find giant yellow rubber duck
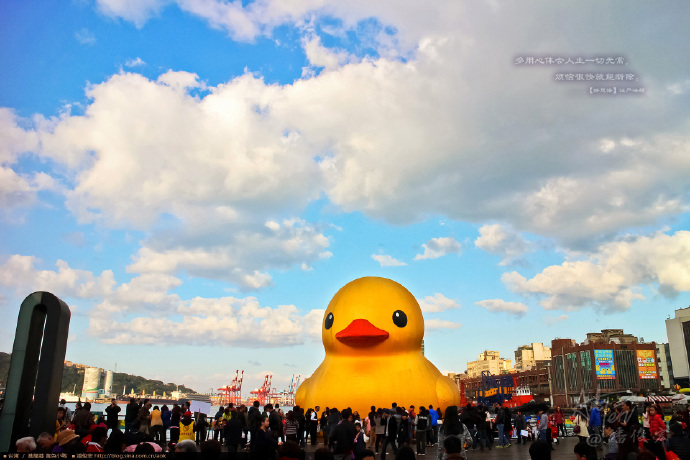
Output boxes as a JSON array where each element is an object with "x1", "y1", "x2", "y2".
[{"x1": 296, "y1": 277, "x2": 461, "y2": 415}]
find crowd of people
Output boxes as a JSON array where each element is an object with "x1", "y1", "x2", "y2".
[{"x1": 9, "y1": 397, "x2": 690, "y2": 459}]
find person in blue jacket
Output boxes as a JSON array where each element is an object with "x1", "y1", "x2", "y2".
[
  {"x1": 588, "y1": 403, "x2": 602, "y2": 451},
  {"x1": 429, "y1": 405, "x2": 440, "y2": 446}
]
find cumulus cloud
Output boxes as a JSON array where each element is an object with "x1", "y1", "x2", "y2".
[
  {"x1": 125, "y1": 57, "x2": 145, "y2": 67},
  {"x1": 503, "y1": 230, "x2": 690, "y2": 312},
  {"x1": 96, "y1": 0, "x2": 168, "y2": 28},
  {"x1": 0, "y1": 255, "x2": 115, "y2": 298},
  {"x1": 0, "y1": 255, "x2": 322, "y2": 347},
  {"x1": 0, "y1": 254, "x2": 325, "y2": 347},
  {"x1": 11, "y1": 1, "x2": 689, "y2": 250},
  {"x1": 93, "y1": 0, "x2": 460, "y2": 54},
  {"x1": 0, "y1": 109, "x2": 54, "y2": 214},
  {"x1": 301, "y1": 34, "x2": 356, "y2": 75},
  {"x1": 4, "y1": 2, "x2": 690, "y2": 294},
  {"x1": 475, "y1": 224, "x2": 531, "y2": 266},
  {"x1": 91, "y1": 294, "x2": 325, "y2": 346},
  {"x1": 35, "y1": 71, "x2": 322, "y2": 227},
  {"x1": 417, "y1": 293, "x2": 460, "y2": 313},
  {"x1": 371, "y1": 254, "x2": 407, "y2": 267},
  {"x1": 128, "y1": 218, "x2": 331, "y2": 289},
  {"x1": 414, "y1": 237, "x2": 462, "y2": 261},
  {"x1": 475, "y1": 299, "x2": 528, "y2": 317}
]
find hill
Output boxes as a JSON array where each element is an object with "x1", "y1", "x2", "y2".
[{"x1": 0, "y1": 352, "x2": 196, "y2": 395}]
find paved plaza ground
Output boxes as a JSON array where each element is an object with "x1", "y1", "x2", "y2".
[
  {"x1": 300, "y1": 436, "x2": 582, "y2": 459},
  {"x1": 223, "y1": 435, "x2": 590, "y2": 459}
]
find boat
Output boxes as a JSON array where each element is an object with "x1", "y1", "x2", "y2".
[
  {"x1": 58, "y1": 392, "x2": 82, "y2": 403},
  {"x1": 504, "y1": 385, "x2": 535, "y2": 408}
]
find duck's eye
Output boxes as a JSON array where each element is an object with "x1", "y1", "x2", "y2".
[
  {"x1": 392, "y1": 310, "x2": 407, "y2": 328},
  {"x1": 325, "y1": 312, "x2": 334, "y2": 329}
]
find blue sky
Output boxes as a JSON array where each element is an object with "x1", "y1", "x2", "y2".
[{"x1": 1, "y1": 0, "x2": 690, "y2": 395}]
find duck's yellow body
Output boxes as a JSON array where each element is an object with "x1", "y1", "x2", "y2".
[{"x1": 296, "y1": 277, "x2": 460, "y2": 415}]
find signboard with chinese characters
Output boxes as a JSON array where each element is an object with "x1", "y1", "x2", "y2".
[
  {"x1": 637, "y1": 350, "x2": 657, "y2": 379},
  {"x1": 594, "y1": 349, "x2": 616, "y2": 379}
]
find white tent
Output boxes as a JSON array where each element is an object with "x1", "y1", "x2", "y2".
[{"x1": 620, "y1": 395, "x2": 646, "y2": 402}]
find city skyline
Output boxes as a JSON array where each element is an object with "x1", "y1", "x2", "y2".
[{"x1": 1, "y1": 1, "x2": 690, "y2": 395}]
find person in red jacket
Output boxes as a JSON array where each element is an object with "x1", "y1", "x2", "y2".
[
  {"x1": 646, "y1": 406, "x2": 667, "y2": 460},
  {"x1": 86, "y1": 426, "x2": 107, "y2": 453},
  {"x1": 555, "y1": 407, "x2": 566, "y2": 438}
]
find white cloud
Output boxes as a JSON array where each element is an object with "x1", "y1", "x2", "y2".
[
  {"x1": 301, "y1": 34, "x2": 356, "y2": 73},
  {"x1": 0, "y1": 109, "x2": 39, "y2": 164},
  {"x1": 0, "y1": 255, "x2": 115, "y2": 299},
  {"x1": 125, "y1": 57, "x2": 145, "y2": 67},
  {"x1": 0, "y1": 256, "x2": 325, "y2": 347},
  {"x1": 0, "y1": 109, "x2": 51, "y2": 214},
  {"x1": 424, "y1": 318, "x2": 462, "y2": 330},
  {"x1": 414, "y1": 237, "x2": 462, "y2": 261},
  {"x1": 7, "y1": 2, "x2": 690, "y2": 255},
  {"x1": 503, "y1": 230, "x2": 690, "y2": 312},
  {"x1": 91, "y1": 292, "x2": 325, "y2": 347},
  {"x1": 128, "y1": 218, "x2": 331, "y2": 289},
  {"x1": 475, "y1": 224, "x2": 531, "y2": 266},
  {"x1": 371, "y1": 254, "x2": 407, "y2": 267},
  {"x1": 417, "y1": 293, "x2": 460, "y2": 313},
  {"x1": 545, "y1": 315, "x2": 569, "y2": 325},
  {"x1": 37, "y1": 71, "x2": 322, "y2": 227},
  {"x1": 94, "y1": 0, "x2": 457, "y2": 54},
  {"x1": 96, "y1": 0, "x2": 168, "y2": 28},
  {"x1": 475, "y1": 299, "x2": 528, "y2": 317},
  {"x1": 75, "y1": 28, "x2": 97, "y2": 45}
]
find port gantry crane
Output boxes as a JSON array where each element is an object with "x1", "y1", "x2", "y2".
[
  {"x1": 217, "y1": 369, "x2": 244, "y2": 406},
  {"x1": 250, "y1": 374, "x2": 274, "y2": 406},
  {"x1": 282, "y1": 374, "x2": 301, "y2": 407}
]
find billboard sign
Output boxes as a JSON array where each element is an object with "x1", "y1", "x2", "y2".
[
  {"x1": 594, "y1": 349, "x2": 616, "y2": 379},
  {"x1": 637, "y1": 350, "x2": 657, "y2": 379}
]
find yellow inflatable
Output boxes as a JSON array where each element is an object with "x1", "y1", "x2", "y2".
[{"x1": 296, "y1": 277, "x2": 461, "y2": 415}]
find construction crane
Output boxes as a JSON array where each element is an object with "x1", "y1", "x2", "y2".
[
  {"x1": 250, "y1": 374, "x2": 273, "y2": 406},
  {"x1": 279, "y1": 374, "x2": 301, "y2": 407},
  {"x1": 217, "y1": 369, "x2": 244, "y2": 406}
]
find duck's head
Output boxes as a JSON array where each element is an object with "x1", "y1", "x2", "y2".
[{"x1": 322, "y1": 277, "x2": 424, "y2": 356}]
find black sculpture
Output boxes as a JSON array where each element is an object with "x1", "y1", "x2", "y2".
[{"x1": 0, "y1": 292, "x2": 71, "y2": 452}]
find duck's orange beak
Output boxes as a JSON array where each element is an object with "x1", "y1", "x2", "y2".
[{"x1": 336, "y1": 319, "x2": 389, "y2": 347}]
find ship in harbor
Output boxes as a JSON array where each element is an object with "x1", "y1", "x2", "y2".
[
  {"x1": 470, "y1": 372, "x2": 536, "y2": 408},
  {"x1": 503, "y1": 385, "x2": 535, "y2": 408}
]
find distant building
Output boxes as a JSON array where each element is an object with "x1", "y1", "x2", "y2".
[
  {"x1": 82, "y1": 367, "x2": 103, "y2": 399},
  {"x1": 665, "y1": 307, "x2": 690, "y2": 387},
  {"x1": 104, "y1": 370, "x2": 114, "y2": 397},
  {"x1": 467, "y1": 350, "x2": 513, "y2": 378},
  {"x1": 550, "y1": 330, "x2": 661, "y2": 407},
  {"x1": 656, "y1": 343, "x2": 675, "y2": 390},
  {"x1": 583, "y1": 329, "x2": 638, "y2": 345},
  {"x1": 447, "y1": 372, "x2": 468, "y2": 392},
  {"x1": 515, "y1": 343, "x2": 552, "y2": 371}
]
